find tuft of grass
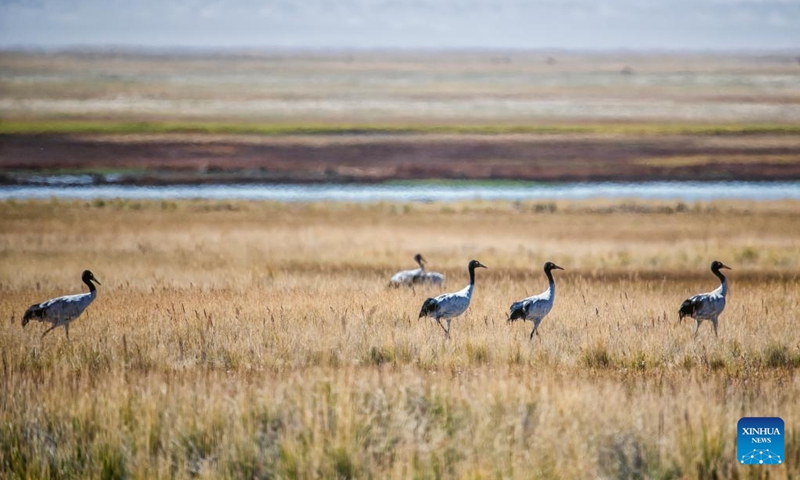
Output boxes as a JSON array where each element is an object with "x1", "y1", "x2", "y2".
[
  {"x1": 367, "y1": 345, "x2": 394, "y2": 366},
  {"x1": 762, "y1": 343, "x2": 800, "y2": 368},
  {"x1": 99, "y1": 443, "x2": 128, "y2": 480},
  {"x1": 326, "y1": 447, "x2": 358, "y2": 480},
  {"x1": 765, "y1": 344, "x2": 789, "y2": 368},
  {"x1": 465, "y1": 341, "x2": 490, "y2": 365},
  {"x1": 708, "y1": 356, "x2": 727, "y2": 372},
  {"x1": 583, "y1": 341, "x2": 613, "y2": 369},
  {"x1": 597, "y1": 432, "x2": 679, "y2": 480}
]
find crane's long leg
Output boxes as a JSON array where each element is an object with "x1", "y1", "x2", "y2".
[
  {"x1": 64, "y1": 323, "x2": 70, "y2": 341},
  {"x1": 41, "y1": 324, "x2": 58, "y2": 338},
  {"x1": 693, "y1": 319, "x2": 700, "y2": 338},
  {"x1": 446, "y1": 319, "x2": 451, "y2": 340},
  {"x1": 435, "y1": 318, "x2": 448, "y2": 336},
  {"x1": 712, "y1": 317, "x2": 718, "y2": 337},
  {"x1": 530, "y1": 319, "x2": 542, "y2": 341}
]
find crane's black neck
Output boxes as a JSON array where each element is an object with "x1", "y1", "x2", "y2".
[
  {"x1": 711, "y1": 268, "x2": 728, "y2": 285},
  {"x1": 469, "y1": 264, "x2": 477, "y2": 285},
  {"x1": 83, "y1": 277, "x2": 96, "y2": 293},
  {"x1": 544, "y1": 267, "x2": 555, "y2": 285},
  {"x1": 712, "y1": 267, "x2": 727, "y2": 284},
  {"x1": 712, "y1": 266, "x2": 728, "y2": 296}
]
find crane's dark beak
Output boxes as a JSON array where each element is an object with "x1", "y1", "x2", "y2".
[
  {"x1": 553, "y1": 264, "x2": 564, "y2": 271},
  {"x1": 720, "y1": 264, "x2": 731, "y2": 270},
  {"x1": 93, "y1": 277, "x2": 102, "y2": 285},
  {"x1": 478, "y1": 262, "x2": 488, "y2": 269}
]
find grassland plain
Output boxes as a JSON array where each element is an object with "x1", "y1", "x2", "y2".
[
  {"x1": 4, "y1": 50, "x2": 800, "y2": 185},
  {"x1": 1, "y1": 199, "x2": 799, "y2": 479},
  {"x1": 2, "y1": 50, "x2": 799, "y2": 124}
]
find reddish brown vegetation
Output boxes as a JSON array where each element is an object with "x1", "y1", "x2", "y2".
[{"x1": 2, "y1": 133, "x2": 800, "y2": 184}]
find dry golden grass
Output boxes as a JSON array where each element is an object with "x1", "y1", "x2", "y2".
[{"x1": 1, "y1": 199, "x2": 799, "y2": 479}]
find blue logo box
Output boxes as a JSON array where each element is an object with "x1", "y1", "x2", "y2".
[{"x1": 738, "y1": 417, "x2": 784, "y2": 465}]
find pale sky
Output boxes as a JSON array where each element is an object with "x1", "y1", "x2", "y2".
[{"x1": 1, "y1": 0, "x2": 798, "y2": 50}]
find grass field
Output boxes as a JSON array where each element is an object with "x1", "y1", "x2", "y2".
[{"x1": 1, "y1": 199, "x2": 799, "y2": 478}]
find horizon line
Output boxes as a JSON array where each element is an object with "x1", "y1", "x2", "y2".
[{"x1": 2, "y1": 44, "x2": 800, "y2": 56}]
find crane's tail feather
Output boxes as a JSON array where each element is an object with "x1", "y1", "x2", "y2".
[
  {"x1": 678, "y1": 298, "x2": 700, "y2": 323},
  {"x1": 23, "y1": 304, "x2": 46, "y2": 327},
  {"x1": 508, "y1": 301, "x2": 526, "y2": 322},
  {"x1": 418, "y1": 298, "x2": 438, "y2": 319}
]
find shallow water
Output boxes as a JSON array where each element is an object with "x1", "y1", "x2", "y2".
[{"x1": 1, "y1": 181, "x2": 799, "y2": 202}]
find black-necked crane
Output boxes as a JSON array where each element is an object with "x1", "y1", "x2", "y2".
[
  {"x1": 679, "y1": 260, "x2": 731, "y2": 337},
  {"x1": 418, "y1": 259, "x2": 486, "y2": 339},
  {"x1": 389, "y1": 253, "x2": 446, "y2": 287},
  {"x1": 420, "y1": 270, "x2": 446, "y2": 287},
  {"x1": 508, "y1": 261, "x2": 563, "y2": 339},
  {"x1": 22, "y1": 270, "x2": 101, "y2": 340}
]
